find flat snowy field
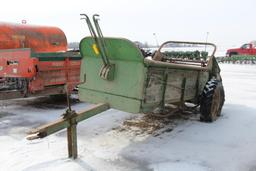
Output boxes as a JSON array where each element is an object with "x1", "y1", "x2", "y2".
[{"x1": 0, "y1": 64, "x2": 256, "y2": 171}]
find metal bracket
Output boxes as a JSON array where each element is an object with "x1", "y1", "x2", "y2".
[{"x1": 99, "y1": 64, "x2": 115, "y2": 81}]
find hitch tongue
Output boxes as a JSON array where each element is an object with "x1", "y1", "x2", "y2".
[
  {"x1": 26, "y1": 132, "x2": 40, "y2": 140},
  {"x1": 26, "y1": 103, "x2": 110, "y2": 159}
]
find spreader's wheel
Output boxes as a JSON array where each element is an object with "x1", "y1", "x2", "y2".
[{"x1": 200, "y1": 78, "x2": 225, "y2": 122}]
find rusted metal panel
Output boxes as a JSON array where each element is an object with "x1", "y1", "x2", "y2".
[
  {"x1": 0, "y1": 48, "x2": 81, "y2": 98},
  {"x1": 0, "y1": 22, "x2": 67, "y2": 53},
  {"x1": 142, "y1": 67, "x2": 209, "y2": 112},
  {"x1": 0, "y1": 22, "x2": 81, "y2": 99},
  {"x1": 0, "y1": 48, "x2": 38, "y2": 78}
]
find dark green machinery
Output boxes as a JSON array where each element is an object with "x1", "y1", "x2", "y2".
[
  {"x1": 27, "y1": 14, "x2": 225, "y2": 159},
  {"x1": 218, "y1": 55, "x2": 256, "y2": 64}
]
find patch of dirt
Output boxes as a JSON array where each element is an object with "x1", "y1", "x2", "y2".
[
  {"x1": 114, "y1": 112, "x2": 200, "y2": 137},
  {"x1": 27, "y1": 96, "x2": 80, "y2": 109}
]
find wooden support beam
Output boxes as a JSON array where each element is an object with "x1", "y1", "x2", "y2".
[
  {"x1": 67, "y1": 122, "x2": 77, "y2": 158},
  {"x1": 27, "y1": 103, "x2": 109, "y2": 159}
]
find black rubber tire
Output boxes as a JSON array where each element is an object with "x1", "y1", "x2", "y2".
[{"x1": 200, "y1": 78, "x2": 225, "y2": 122}]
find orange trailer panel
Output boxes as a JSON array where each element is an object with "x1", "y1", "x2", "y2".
[{"x1": 0, "y1": 22, "x2": 67, "y2": 53}]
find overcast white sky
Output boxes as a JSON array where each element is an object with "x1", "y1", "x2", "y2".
[{"x1": 1, "y1": 0, "x2": 255, "y2": 50}]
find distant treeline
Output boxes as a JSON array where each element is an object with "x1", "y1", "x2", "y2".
[{"x1": 68, "y1": 42, "x2": 79, "y2": 49}]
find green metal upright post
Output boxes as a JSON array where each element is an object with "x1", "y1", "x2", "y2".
[{"x1": 67, "y1": 117, "x2": 78, "y2": 159}]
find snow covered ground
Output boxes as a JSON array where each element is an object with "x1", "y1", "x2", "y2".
[{"x1": 0, "y1": 64, "x2": 256, "y2": 171}]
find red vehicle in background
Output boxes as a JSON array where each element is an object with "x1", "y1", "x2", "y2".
[
  {"x1": 0, "y1": 22, "x2": 81, "y2": 100},
  {"x1": 226, "y1": 43, "x2": 256, "y2": 57}
]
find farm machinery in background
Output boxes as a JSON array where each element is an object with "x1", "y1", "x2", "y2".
[
  {"x1": 218, "y1": 42, "x2": 256, "y2": 64},
  {"x1": 0, "y1": 22, "x2": 81, "y2": 100},
  {"x1": 27, "y1": 14, "x2": 225, "y2": 159}
]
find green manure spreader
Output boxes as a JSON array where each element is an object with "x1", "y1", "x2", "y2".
[
  {"x1": 79, "y1": 37, "x2": 225, "y2": 121},
  {"x1": 27, "y1": 14, "x2": 225, "y2": 159}
]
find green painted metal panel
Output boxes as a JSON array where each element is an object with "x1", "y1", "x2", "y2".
[
  {"x1": 0, "y1": 48, "x2": 81, "y2": 61},
  {"x1": 78, "y1": 37, "x2": 147, "y2": 113},
  {"x1": 31, "y1": 52, "x2": 81, "y2": 61},
  {"x1": 32, "y1": 52, "x2": 81, "y2": 58},
  {"x1": 79, "y1": 58, "x2": 146, "y2": 99},
  {"x1": 79, "y1": 37, "x2": 144, "y2": 62},
  {"x1": 34, "y1": 56, "x2": 81, "y2": 61},
  {"x1": 79, "y1": 89, "x2": 142, "y2": 113}
]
